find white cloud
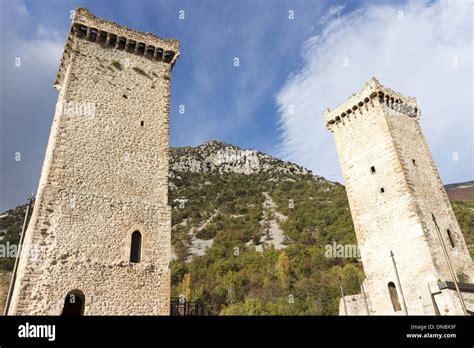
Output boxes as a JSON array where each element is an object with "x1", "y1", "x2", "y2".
[
  {"x1": 321, "y1": 3, "x2": 346, "y2": 23},
  {"x1": 276, "y1": 0, "x2": 473, "y2": 184}
]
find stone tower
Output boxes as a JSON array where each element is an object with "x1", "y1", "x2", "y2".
[
  {"x1": 324, "y1": 78, "x2": 474, "y2": 315},
  {"x1": 7, "y1": 7, "x2": 179, "y2": 315}
]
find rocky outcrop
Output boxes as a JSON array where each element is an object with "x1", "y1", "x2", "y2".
[{"x1": 170, "y1": 140, "x2": 313, "y2": 176}]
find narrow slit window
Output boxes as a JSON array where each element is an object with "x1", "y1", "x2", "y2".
[
  {"x1": 130, "y1": 230, "x2": 142, "y2": 263},
  {"x1": 447, "y1": 229, "x2": 455, "y2": 248},
  {"x1": 140, "y1": 121, "x2": 144, "y2": 127},
  {"x1": 412, "y1": 159, "x2": 416, "y2": 166}
]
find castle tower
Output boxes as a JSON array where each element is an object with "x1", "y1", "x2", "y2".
[
  {"x1": 324, "y1": 78, "x2": 473, "y2": 315},
  {"x1": 7, "y1": 8, "x2": 179, "y2": 315}
]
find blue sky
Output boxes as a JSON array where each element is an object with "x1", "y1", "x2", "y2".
[{"x1": 0, "y1": 0, "x2": 472, "y2": 211}]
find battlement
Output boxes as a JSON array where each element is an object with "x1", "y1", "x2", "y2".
[
  {"x1": 323, "y1": 77, "x2": 420, "y2": 131},
  {"x1": 54, "y1": 7, "x2": 180, "y2": 89}
]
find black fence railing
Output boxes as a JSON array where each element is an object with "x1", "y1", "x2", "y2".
[{"x1": 170, "y1": 298, "x2": 213, "y2": 316}]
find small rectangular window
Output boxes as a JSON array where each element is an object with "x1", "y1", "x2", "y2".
[
  {"x1": 140, "y1": 121, "x2": 144, "y2": 127},
  {"x1": 370, "y1": 166, "x2": 376, "y2": 174},
  {"x1": 380, "y1": 188, "x2": 385, "y2": 193}
]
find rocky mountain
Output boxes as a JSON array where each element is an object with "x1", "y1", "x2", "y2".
[
  {"x1": 168, "y1": 141, "x2": 339, "y2": 260},
  {"x1": 170, "y1": 140, "x2": 312, "y2": 176}
]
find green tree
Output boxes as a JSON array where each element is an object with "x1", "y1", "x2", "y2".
[{"x1": 276, "y1": 251, "x2": 290, "y2": 289}]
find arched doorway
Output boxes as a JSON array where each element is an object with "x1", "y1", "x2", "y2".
[
  {"x1": 61, "y1": 290, "x2": 85, "y2": 316},
  {"x1": 388, "y1": 282, "x2": 401, "y2": 312}
]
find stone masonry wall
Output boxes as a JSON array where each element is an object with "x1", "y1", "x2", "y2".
[
  {"x1": 8, "y1": 8, "x2": 179, "y2": 315},
  {"x1": 385, "y1": 110, "x2": 474, "y2": 281}
]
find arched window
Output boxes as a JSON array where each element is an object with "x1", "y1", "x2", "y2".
[
  {"x1": 130, "y1": 230, "x2": 142, "y2": 263},
  {"x1": 61, "y1": 290, "x2": 85, "y2": 316},
  {"x1": 388, "y1": 282, "x2": 401, "y2": 312}
]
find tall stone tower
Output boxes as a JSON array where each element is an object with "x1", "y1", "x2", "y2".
[
  {"x1": 7, "y1": 8, "x2": 179, "y2": 315},
  {"x1": 325, "y1": 78, "x2": 473, "y2": 315}
]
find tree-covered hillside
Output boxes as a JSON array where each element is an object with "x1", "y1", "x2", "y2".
[{"x1": 169, "y1": 168, "x2": 363, "y2": 315}]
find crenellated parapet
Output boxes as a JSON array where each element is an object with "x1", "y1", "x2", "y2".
[
  {"x1": 323, "y1": 77, "x2": 420, "y2": 131},
  {"x1": 54, "y1": 7, "x2": 180, "y2": 89}
]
